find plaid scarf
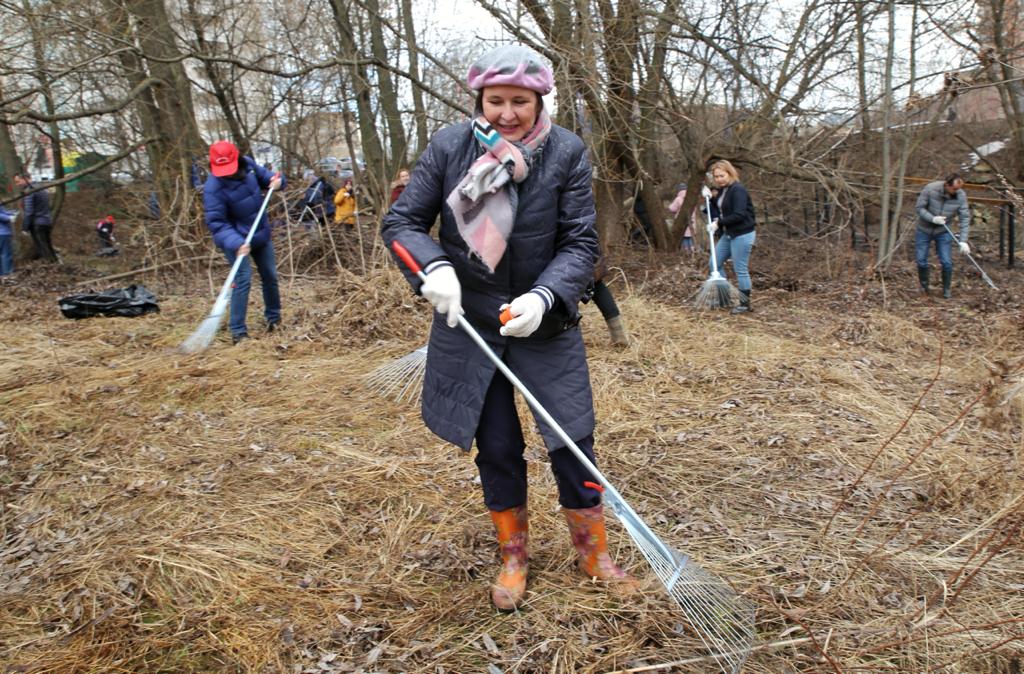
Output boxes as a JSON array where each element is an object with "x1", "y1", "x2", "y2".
[{"x1": 446, "y1": 109, "x2": 552, "y2": 272}]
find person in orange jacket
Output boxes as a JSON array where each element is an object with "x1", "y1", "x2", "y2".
[{"x1": 333, "y1": 178, "x2": 357, "y2": 225}]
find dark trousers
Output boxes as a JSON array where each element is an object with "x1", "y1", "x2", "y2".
[
  {"x1": 29, "y1": 226, "x2": 58, "y2": 262},
  {"x1": 592, "y1": 280, "x2": 620, "y2": 320},
  {"x1": 475, "y1": 368, "x2": 603, "y2": 512}
]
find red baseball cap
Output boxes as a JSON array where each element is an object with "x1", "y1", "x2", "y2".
[{"x1": 209, "y1": 140, "x2": 239, "y2": 177}]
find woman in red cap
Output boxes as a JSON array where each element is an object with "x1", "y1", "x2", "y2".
[
  {"x1": 381, "y1": 45, "x2": 635, "y2": 612},
  {"x1": 202, "y1": 141, "x2": 284, "y2": 344}
]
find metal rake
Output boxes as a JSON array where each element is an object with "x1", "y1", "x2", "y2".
[
  {"x1": 939, "y1": 221, "x2": 999, "y2": 290},
  {"x1": 391, "y1": 241, "x2": 756, "y2": 673},
  {"x1": 364, "y1": 346, "x2": 427, "y2": 403},
  {"x1": 695, "y1": 193, "x2": 738, "y2": 310}
]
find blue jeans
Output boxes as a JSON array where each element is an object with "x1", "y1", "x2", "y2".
[
  {"x1": 0, "y1": 235, "x2": 12, "y2": 275},
  {"x1": 713, "y1": 230, "x2": 756, "y2": 292},
  {"x1": 915, "y1": 228, "x2": 953, "y2": 272},
  {"x1": 222, "y1": 242, "x2": 281, "y2": 336}
]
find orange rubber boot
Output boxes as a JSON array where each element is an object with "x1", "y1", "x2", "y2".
[
  {"x1": 563, "y1": 504, "x2": 639, "y2": 591},
  {"x1": 489, "y1": 505, "x2": 528, "y2": 611}
]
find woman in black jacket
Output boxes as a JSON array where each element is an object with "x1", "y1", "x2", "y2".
[
  {"x1": 381, "y1": 44, "x2": 634, "y2": 611},
  {"x1": 708, "y1": 160, "x2": 756, "y2": 313}
]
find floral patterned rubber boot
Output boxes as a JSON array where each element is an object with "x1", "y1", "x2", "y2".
[
  {"x1": 489, "y1": 505, "x2": 528, "y2": 611},
  {"x1": 563, "y1": 504, "x2": 639, "y2": 592}
]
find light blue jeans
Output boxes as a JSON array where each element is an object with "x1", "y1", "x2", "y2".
[
  {"x1": 713, "y1": 230, "x2": 756, "y2": 292},
  {"x1": 914, "y1": 228, "x2": 953, "y2": 272},
  {"x1": 222, "y1": 242, "x2": 281, "y2": 337}
]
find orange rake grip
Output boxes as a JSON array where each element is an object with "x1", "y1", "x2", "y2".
[
  {"x1": 499, "y1": 306, "x2": 514, "y2": 325},
  {"x1": 390, "y1": 240, "x2": 423, "y2": 275},
  {"x1": 583, "y1": 481, "x2": 604, "y2": 493}
]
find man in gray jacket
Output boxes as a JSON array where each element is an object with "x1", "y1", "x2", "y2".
[{"x1": 915, "y1": 172, "x2": 971, "y2": 298}]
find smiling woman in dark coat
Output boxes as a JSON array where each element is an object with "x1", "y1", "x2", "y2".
[{"x1": 380, "y1": 44, "x2": 635, "y2": 612}]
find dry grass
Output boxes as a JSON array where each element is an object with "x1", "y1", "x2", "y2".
[{"x1": 1, "y1": 245, "x2": 1023, "y2": 674}]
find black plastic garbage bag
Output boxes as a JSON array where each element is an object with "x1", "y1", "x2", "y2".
[{"x1": 58, "y1": 284, "x2": 160, "y2": 319}]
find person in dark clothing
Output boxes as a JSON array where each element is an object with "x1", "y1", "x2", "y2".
[
  {"x1": 591, "y1": 255, "x2": 629, "y2": 345},
  {"x1": 203, "y1": 140, "x2": 285, "y2": 344},
  {"x1": 380, "y1": 45, "x2": 635, "y2": 612},
  {"x1": 190, "y1": 160, "x2": 206, "y2": 190},
  {"x1": 96, "y1": 215, "x2": 118, "y2": 256},
  {"x1": 707, "y1": 160, "x2": 756, "y2": 313},
  {"x1": 302, "y1": 172, "x2": 336, "y2": 225},
  {"x1": 14, "y1": 173, "x2": 58, "y2": 262},
  {"x1": 626, "y1": 186, "x2": 657, "y2": 244},
  {"x1": 914, "y1": 172, "x2": 971, "y2": 298}
]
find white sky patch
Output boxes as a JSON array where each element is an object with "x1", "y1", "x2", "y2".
[{"x1": 420, "y1": 0, "x2": 505, "y2": 46}]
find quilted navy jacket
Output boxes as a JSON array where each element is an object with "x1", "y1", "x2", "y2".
[
  {"x1": 203, "y1": 157, "x2": 283, "y2": 252},
  {"x1": 21, "y1": 183, "x2": 52, "y2": 229},
  {"x1": 381, "y1": 121, "x2": 600, "y2": 451}
]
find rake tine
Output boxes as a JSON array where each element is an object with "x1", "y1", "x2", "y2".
[
  {"x1": 625, "y1": 520, "x2": 754, "y2": 670},
  {"x1": 390, "y1": 242, "x2": 755, "y2": 673},
  {"x1": 364, "y1": 346, "x2": 427, "y2": 403}
]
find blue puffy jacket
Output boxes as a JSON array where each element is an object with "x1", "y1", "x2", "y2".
[
  {"x1": 203, "y1": 156, "x2": 284, "y2": 252},
  {"x1": 0, "y1": 206, "x2": 15, "y2": 236}
]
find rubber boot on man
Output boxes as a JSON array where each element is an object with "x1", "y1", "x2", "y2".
[
  {"x1": 941, "y1": 268, "x2": 953, "y2": 299},
  {"x1": 917, "y1": 267, "x2": 930, "y2": 295}
]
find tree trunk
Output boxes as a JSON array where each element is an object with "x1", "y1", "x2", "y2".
[
  {"x1": 104, "y1": 1, "x2": 168, "y2": 195},
  {"x1": 0, "y1": 79, "x2": 24, "y2": 195},
  {"x1": 990, "y1": 0, "x2": 1024, "y2": 179},
  {"x1": 876, "y1": 0, "x2": 896, "y2": 269},
  {"x1": 111, "y1": 0, "x2": 205, "y2": 218},
  {"x1": 399, "y1": 0, "x2": 428, "y2": 157},
  {"x1": 21, "y1": 0, "x2": 65, "y2": 219},
  {"x1": 366, "y1": 0, "x2": 406, "y2": 170},
  {"x1": 635, "y1": 0, "x2": 677, "y2": 250},
  {"x1": 184, "y1": 0, "x2": 250, "y2": 154},
  {"x1": 329, "y1": 0, "x2": 385, "y2": 200}
]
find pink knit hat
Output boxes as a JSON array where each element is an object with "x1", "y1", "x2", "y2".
[{"x1": 466, "y1": 45, "x2": 554, "y2": 95}]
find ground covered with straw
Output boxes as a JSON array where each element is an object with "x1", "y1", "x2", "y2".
[{"x1": 2, "y1": 221, "x2": 1023, "y2": 673}]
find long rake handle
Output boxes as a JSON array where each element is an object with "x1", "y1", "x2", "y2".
[
  {"x1": 391, "y1": 241, "x2": 674, "y2": 560},
  {"x1": 939, "y1": 221, "x2": 999, "y2": 290},
  {"x1": 704, "y1": 195, "x2": 722, "y2": 277},
  {"x1": 209, "y1": 182, "x2": 278, "y2": 312}
]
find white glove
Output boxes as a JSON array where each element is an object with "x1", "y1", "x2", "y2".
[
  {"x1": 499, "y1": 292, "x2": 546, "y2": 338},
  {"x1": 701, "y1": 185, "x2": 712, "y2": 199},
  {"x1": 933, "y1": 215, "x2": 946, "y2": 226},
  {"x1": 420, "y1": 264, "x2": 462, "y2": 328},
  {"x1": 707, "y1": 219, "x2": 719, "y2": 234},
  {"x1": 959, "y1": 241, "x2": 970, "y2": 255}
]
